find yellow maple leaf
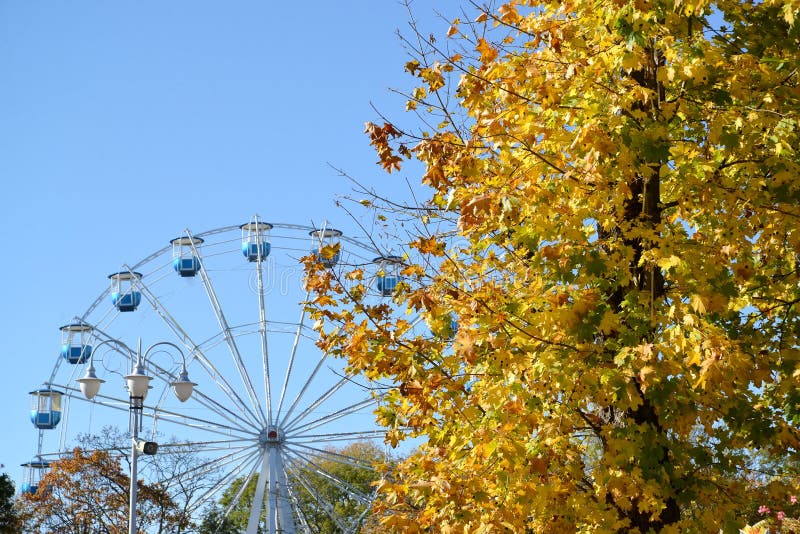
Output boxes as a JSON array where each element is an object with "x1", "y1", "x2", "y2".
[
  {"x1": 476, "y1": 38, "x2": 498, "y2": 63},
  {"x1": 689, "y1": 294, "x2": 707, "y2": 314}
]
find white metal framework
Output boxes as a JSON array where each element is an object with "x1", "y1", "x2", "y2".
[{"x1": 33, "y1": 219, "x2": 390, "y2": 533}]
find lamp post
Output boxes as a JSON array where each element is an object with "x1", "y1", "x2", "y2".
[{"x1": 77, "y1": 339, "x2": 196, "y2": 534}]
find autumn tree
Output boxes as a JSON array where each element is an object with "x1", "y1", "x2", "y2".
[
  {"x1": 306, "y1": 0, "x2": 800, "y2": 531},
  {"x1": 17, "y1": 448, "x2": 189, "y2": 533},
  {"x1": 76, "y1": 426, "x2": 218, "y2": 531}
]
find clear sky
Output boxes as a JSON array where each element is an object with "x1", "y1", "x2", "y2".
[{"x1": 0, "y1": 0, "x2": 460, "y2": 488}]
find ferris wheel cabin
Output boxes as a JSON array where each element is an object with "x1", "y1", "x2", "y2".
[
  {"x1": 20, "y1": 458, "x2": 50, "y2": 494},
  {"x1": 59, "y1": 322, "x2": 93, "y2": 364},
  {"x1": 309, "y1": 228, "x2": 342, "y2": 268},
  {"x1": 29, "y1": 387, "x2": 63, "y2": 429},
  {"x1": 108, "y1": 271, "x2": 142, "y2": 312},
  {"x1": 373, "y1": 255, "x2": 403, "y2": 297},
  {"x1": 240, "y1": 220, "x2": 273, "y2": 262},
  {"x1": 170, "y1": 236, "x2": 204, "y2": 277}
]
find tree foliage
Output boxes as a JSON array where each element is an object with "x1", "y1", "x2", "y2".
[
  {"x1": 0, "y1": 473, "x2": 20, "y2": 534},
  {"x1": 197, "y1": 506, "x2": 241, "y2": 534},
  {"x1": 306, "y1": 0, "x2": 800, "y2": 531},
  {"x1": 17, "y1": 448, "x2": 189, "y2": 533},
  {"x1": 292, "y1": 442, "x2": 387, "y2": 533}
]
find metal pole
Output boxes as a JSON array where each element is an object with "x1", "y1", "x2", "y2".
[
  {"x1": 129, "y1": 396, "x2": 140, "y2": 534},
  {"x1": 268, "y1": 446, "x2": 277, "y2": 534},
  {"x1": 130, "y1": 337, "x2": 141, "y2": 534}
]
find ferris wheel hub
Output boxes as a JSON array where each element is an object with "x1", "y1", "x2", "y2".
[{"x1": 259, "y1": 425, "x2": 285, "y2": 446}]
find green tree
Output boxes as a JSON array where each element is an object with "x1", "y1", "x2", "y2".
[
  {"x1": 292, "y1": 442, "x2": 386, "y2": 533},
  {"x1": 306, "y1": 0, "x2": 800, "y2": 531},
  {"x1": 197, "y1": 504, "x2": 241, "y2": 534},
  {"x1": 199, "y1": 476, "x2": 253, "y2": 533},
  {"x1": 0, "y1": 473, "x2": 20, "y2": 534}
]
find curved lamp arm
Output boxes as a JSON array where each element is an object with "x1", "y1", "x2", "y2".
[
  {"x1": 143, "y1": 341, "x2": 197, "y2": 403},
  {"x1": 77, "y1": 339, "x2": 135, "y2": 400}
]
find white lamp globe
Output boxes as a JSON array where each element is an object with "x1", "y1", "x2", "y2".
[
  {"x1": 171, "y1": 368, "x2": 197, "y2": 402},
  {"x1": 77, "y1": 365, "x2": 105, "y2": 400},
  {"x1": 125, "y1": 362, "x2": 152, "y2": 399}
]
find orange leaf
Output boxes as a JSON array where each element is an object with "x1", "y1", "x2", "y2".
[{"x1": 476, "y1": 38, "x2": 498, "y2": 63}]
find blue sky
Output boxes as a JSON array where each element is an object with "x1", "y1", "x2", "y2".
[{"x1": 0, "y1": 1, "x2": 461, "y2": 487}]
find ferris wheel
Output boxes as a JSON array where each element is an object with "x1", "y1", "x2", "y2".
[{"x1": 25, "y1": 217, "x2": 405, "y2": 533}]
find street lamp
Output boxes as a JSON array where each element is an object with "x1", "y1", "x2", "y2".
[{"x1": 77, "y1": 338, "x2": 196, "y2": 534}]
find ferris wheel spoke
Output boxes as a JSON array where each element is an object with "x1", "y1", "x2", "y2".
[
  {"x1": 284, "y1": 396, "x2": 377, "y2": 437},
  {"x1": 196, "y1": 323, "x2": 262, "y2": 351},
  {"x1": 285, "y1": 442, "x2": 377, "y2": 472},
  {"x1": 281, "y1": 376, "x2": 350, "y2": 432},
  {"x1": 283, "y1": 455, "x2": 351, "y2": 533},
  {"x1": 158, "y1": 444, "x2": 252, "y2": 482},
  {"x1": 286, "y1": 429, "x2": 388, "y2": 444},
  {"x1": 284, "y1": 478, "x2": 313, "y2": 534},
  {"x1": 124, "y1": 268, "x2": 264, "y2": 428},
  {"x1": 275, "y1": 290, "x2": 311, "y2": 424},
  {"x1": 278, "y1": 354, "x2": 343, "y2": 430},
  {"x1": 158, "y1": 439, "x2": 255, "y2": 455},
  {"x1": 145, "y1": 358, "x2": 261, "y2": 432},
  {"x1": 188, "y1": 236, "x2": 268, "y2": 426},
  {"x1": 253, "y1": 248, "x2": 273, "y2": 424},
  {"x1": 284, "y1": 447, "x2": 372, "y2": 505},
  {"x1": 56, "y1": 365, "x2": 85, "y2": 451},
  {"x1": 194, "y1": 448, "x2": 262, "y2": 513},
  {"x1": 182, "y1": 357, "x2": 262, "y2": 429},
  {"x1": 51, "y1": 383, "x2": 258, "y2": 440},
  {"x1": 138, "y1": 345, "x2": 263, "y2": 433},
  {"x1": 87, "y1": 304, "x2": 123, "y2": 335},
  {"x1": 157, "y1": 443, "x2": 256, "y2": 493},
  {"x1": 90, "y1": 318, "x2": 262, "y2": 431},
  {"x1": 216, "y1": 459, "x2": 261, "y2": 528},
  {"x1": 142, "y1": 413, "x2": 256, "y2": 440},
  {"x1": 337, "y1": 234, "x2": 380, "y2": 257},
  {"x1": 140, "y1": 404, "x2": 257, "y2": 438},
  {"x1": 213, "y1": 449, "x2": 261, "y2": 501},
  {"x1": 351, "y1": 497, "x2": 377, "y2": 534}
]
